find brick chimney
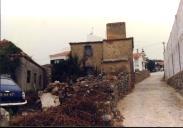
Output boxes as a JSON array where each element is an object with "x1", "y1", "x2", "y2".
[{"x1": 106, "y1": 22, "x2": 126, "y2": 40}]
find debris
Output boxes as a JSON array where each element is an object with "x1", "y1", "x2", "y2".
[
  {"x1": 10, "y1": 72, "x2": 133, "y2": 126},
  {"x1": 0, "y1": 108, "x2": 10, "y2": 121},
  {"x1": 0, "y1": 107, "x2": 10, "y2": 127},
  {"x1": 39, "y1": 93, "x2": 60, "y2": 110}
]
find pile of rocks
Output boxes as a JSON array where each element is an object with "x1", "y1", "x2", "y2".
[
  {"x1": 10, "y1": 72, "x2": 132, "y2": 126},
  {"x1": 0, "y1": 107, "x2": 10, "y2": 126}
]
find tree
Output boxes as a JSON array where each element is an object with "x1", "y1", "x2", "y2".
[
  {"x1": 0, "y1": 41, "x2": 22, "y2": 80},
  {"x1": 51, "y1": 54, "x2": 84, "y2": 84}
]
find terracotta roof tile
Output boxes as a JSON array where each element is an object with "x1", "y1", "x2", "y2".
[{"x1": 133, "y1": 53, "x2": 142, "y2": 60}]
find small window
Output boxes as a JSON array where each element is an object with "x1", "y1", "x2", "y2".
[
  {"x1": 84, "y1": 45, "x2": 93, "y2": 57},
  {"x1": 34, "y1": 73, "x2": 37, "y2": 84},
  {"x1": 27, "y1": 70, "x2": 31, "y2": 83}
]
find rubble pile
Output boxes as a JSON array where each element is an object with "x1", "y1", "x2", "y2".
[
  {"x1": 10, "y1": 72, "x2": 132, "y2": 126},
  {"x1": 0, "y1": 107, "x2": 10, "y2": 126},
  {"x1": 17, "y1": 91, "x2": 42, "y2": 115}
]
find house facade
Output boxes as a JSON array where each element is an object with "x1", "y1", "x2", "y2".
[
  {"x1": 0, "y1": 39, "x2": 46, "y2": 92},
  {"x1": 164, "y1": 0, "x2": 183, "y2": 79},
  {"x1": 133, "y1": 49, "x2": 146, "y2": 71},
  {"x1": 15, "y1": 55, "x2": 46, "y2": 92},
  {"x1": 70, "y1": 22, "x2": 135, "y2": 86}
]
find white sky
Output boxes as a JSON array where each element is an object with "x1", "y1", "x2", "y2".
[{"x1": 1, "y1": 0, "x2": 181, "y2": 65}]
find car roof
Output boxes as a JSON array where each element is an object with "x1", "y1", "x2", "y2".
[{"x1": 0, "y1": 75, "x2": 12, "y2": 79}]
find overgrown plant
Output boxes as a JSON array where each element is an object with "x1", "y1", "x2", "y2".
[
  {"x1": 0, "y1": 41, "x2": 22, "y2": 81},
  {"x1": 51, "y1": 54, "x2": 84, "y2": 83},
  {"x1": 51, "y1": 54, "x2": 102, "y2": 84}
]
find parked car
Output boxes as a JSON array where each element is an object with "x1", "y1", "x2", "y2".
[{"x1": 0, "y1": 75, "x2": 27, "y2": 112}]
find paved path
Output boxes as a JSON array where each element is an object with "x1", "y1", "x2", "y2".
[{"x1": 117, "y1": 72, "x2": 183, "y2": 127}]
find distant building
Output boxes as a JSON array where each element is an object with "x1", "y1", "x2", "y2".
[
  {"x1": 154, "y1": 60, "x2": 164, "y2": 71},
  {"x1": 0, "y1": 39, "x2": 47, "y2": 92},
  {"x1": 133, "y1": 49, "x2": 146, "y2": 71},
  {"x1": 50, "y1": 51, "x2": 70, "y2": 64},
  {"x1": 70, "y1": 22, "x2": 135, "y2": 86}
]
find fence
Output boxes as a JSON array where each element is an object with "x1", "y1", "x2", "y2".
[{"x1": 164, "y1": 0, "x2": 183, "y2": 79}]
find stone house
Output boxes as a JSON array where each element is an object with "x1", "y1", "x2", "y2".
[
  {"x1": 15, "y1": 53, "x2": 47, "y2": 92},
  {"x1": 70, "y1": 22, "x2": 135, "y2": 86},
  {"x1": 0, "y1": 39, "x2": 47, "y2": 92}
]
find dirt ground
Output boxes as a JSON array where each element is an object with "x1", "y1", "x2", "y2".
[{"x1": 117, "y1": 72, "x2": 183, "y2": 127}]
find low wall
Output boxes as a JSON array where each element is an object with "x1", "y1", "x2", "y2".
[
  {"x1": 167, "y1": 71, "x2": 183, "y2": 95},
  {"x1": 135, "y1": 70, "x2": 150, "y2": 84}
]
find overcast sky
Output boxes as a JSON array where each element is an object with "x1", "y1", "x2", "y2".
[{"x1": 1, "y1": 0, "x2": 180, "y2": 65}]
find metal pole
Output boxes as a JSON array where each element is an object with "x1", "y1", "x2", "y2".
[{"x1": 162, "y1": 42, "x2": 165, "y2": 56}]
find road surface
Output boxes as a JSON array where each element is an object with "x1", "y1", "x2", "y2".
[{"x1": 117, "y1": 72, "x2": 183, "y2": 127}]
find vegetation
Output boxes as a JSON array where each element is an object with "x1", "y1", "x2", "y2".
[
  {"x1": 51, "y1": 54, "x2": 100, "y2": 84},
  {"x1": 51, "y1": 54, "x2": 83, "y2": 83},
  {"x1": 0, "y1": 41, "x2": 22, "y2": 81}
]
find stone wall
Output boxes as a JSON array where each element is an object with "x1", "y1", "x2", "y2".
[
  {"x1": 16, "y1": 57, "x2": 45, "y2": 92},
  {"x1": 102, "y1": 38, "x2": 133, "y2": 73},
  {"x1": 70, "y1": 38, "x2": 133, "y2": 74},
  {"x1": 135, "y1": 70, "x2": 150, "y2": 84},
  {"x1": 102, "y1": 39, "x2": 133, "y2": 59},
  {"x1": 167, "y1": 71, "x2": 183, "y2": 95},
  {"x1": 102, "y1": 61, "x2": 129, "y2": 73},
  {"x1": 164, "y1": 0, "x2": 183, "y2": 79},
  {"x1": 70, "y1": 41, "x2": 103, "y2": 69},
  {"x1": 106, "y1": 22, "x2": 126, "y2": 39}
]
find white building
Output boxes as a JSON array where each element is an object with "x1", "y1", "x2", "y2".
[
  {"x1": 164, "y1": 0, "x2": 183, "y2": 79},
  {"x1": 50, "y1": 51, "x2": 70, "y2": 64},
  {"x1": 133, "y1": 49, "x2": 146, "y2": 71}
]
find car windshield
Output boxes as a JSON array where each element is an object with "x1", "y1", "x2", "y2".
[{"x1": 0, "y1": 78, "x2": 16, "y2": 86}]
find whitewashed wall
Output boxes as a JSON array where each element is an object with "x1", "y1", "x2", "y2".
[{"x1": 165, "y1": 0, "x2": 183, "y2": 79}]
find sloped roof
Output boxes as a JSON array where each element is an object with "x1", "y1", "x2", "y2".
[
  {"x1": 0, "y1": 39, "x2": 12, "y2": 47},
  {"x1": 133, "y1": 53, "x2": 142, "y2": 60},
  {"x1": 0, "y1": 39, "x2": 44, "y2": 70},
  {"x1": 50, "y1": 51, "x2": 70, "y2": 58}
]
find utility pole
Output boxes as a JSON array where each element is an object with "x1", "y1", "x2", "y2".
[{"x1": 162, "y1": 42, "x2": 165, "y2": 56}]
